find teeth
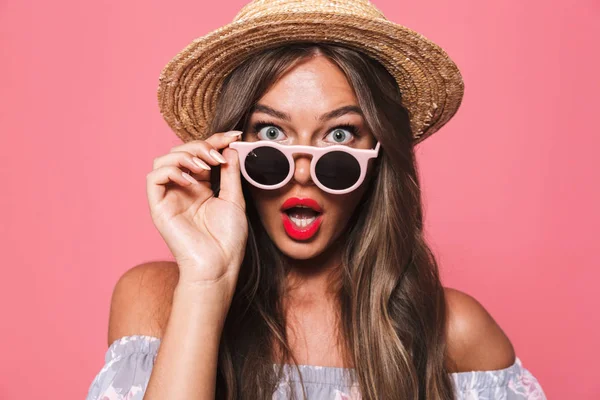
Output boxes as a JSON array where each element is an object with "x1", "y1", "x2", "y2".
[{"x1": 289, "y1": 216, "x2": 316, "y2": 228}]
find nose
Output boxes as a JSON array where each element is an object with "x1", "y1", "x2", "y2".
[{"x1": 291, "y1": 152, "x2": 314, "y2": 187}]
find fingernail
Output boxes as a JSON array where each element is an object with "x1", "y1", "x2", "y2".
[
  {"x1": 209, "y1": 149, "x2": 227, "y2": 163},
  {"x1": 192, "y1": 157, "x2": 211, "y2": 170},
  {"x1": 182, "y1": 171, "x2": 197, "y2": 184},
  {"x1": 224, "y1": 130, "x2": 243, "y2": 137}
]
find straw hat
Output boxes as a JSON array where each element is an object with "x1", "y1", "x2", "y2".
[{"x1": 157, "y1": 0, "x2": 464, "y2": 144}]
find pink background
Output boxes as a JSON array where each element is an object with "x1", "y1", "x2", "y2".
[{"x1": 1, "y1": 0, "x2": 598, "y2": 398}]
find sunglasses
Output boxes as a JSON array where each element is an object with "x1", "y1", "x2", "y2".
[{"x1": 228, "y1": 140, "x2": 381, "y2": 194}]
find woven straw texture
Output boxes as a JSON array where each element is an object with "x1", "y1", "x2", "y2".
[{"x1": 157, "y1": 0, "x2": 464, "y2": 144}]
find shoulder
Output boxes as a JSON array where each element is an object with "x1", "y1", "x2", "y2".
[
  {"x1": 443, "y1": 287, "x2": 516, "y2": 373},
  {"x1": 107, "y1": 261, "x2": 179, "y2": 346}
]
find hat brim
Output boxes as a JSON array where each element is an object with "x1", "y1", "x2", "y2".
[{"x1": 157, "y1": 12, "x2": 464, "y2": 144}]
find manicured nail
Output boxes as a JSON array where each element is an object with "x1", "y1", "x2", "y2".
[
  {"x1": 181, "y1": 171, "x2": 197, "y2": 184},
  {"x1": 224, "y1": 130, "x2": 243, "y2": 137},
  {"x1": 192, "y1": 157, "x2": 211, "y2": 170},
  {"x1": 209, "y1": 149, "x2": 227, "y2": 163}
]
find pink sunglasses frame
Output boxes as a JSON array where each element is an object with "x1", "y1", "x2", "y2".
[{"x1": 228, "y1": 140, "x2": 381, "y2": 194}]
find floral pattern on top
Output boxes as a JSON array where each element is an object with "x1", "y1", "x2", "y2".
[{"x1": 86, "y1": 335, "x2": 547, "y2": 400}]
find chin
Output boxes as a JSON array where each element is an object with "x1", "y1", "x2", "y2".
[
  {"x1": 276, "y1": 237, "x2": 328, "y2": 260},
  {"x1": 259, "y1": 217, "x2": 325, "y2": 259},
  {"x1": 267, "y1": 216, "x2": 347, "y2": 263}
]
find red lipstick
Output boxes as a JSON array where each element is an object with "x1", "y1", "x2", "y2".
[
  {"x1": 280, "y1": 197, "x2": 323, "y2": 241},
  {"x1": 280, "y1": 197, "x2": 323, "y2": 213}
]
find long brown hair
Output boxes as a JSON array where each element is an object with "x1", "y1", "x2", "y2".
[{"x1": 206, "y1": 42, "x2": 455, "y2": 400}]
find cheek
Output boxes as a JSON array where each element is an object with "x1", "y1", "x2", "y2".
[
  {"x1": 248, "y1": 187, "x2": 281, "y2": 224},
  {"x1": 326, "y1": 188, "x2": 369, "y2": 227}
]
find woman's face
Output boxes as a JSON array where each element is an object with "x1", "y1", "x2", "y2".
[{"x1": 242, "y1": 55, "x2": 377, "y2": 261}]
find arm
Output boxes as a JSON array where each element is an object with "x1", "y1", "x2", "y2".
[
  {"x1": 108, "y1": 261, "x2": 235, "y2": 400},
  {"x1": 144, "y1": 280, "x2": 232, "y2": 399}
]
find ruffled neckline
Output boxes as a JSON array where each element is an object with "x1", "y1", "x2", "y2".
[{"x1": 107, "y1": 335, "x2": 525, "y2": 390}]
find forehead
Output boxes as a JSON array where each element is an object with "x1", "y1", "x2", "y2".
[{"x1": 253, "y1": 55, "x2": 360, "y2": 119}]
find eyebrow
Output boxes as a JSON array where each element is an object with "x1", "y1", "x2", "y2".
[{"x1": 250, "y1": 103, "x2": 364, "y2": 122}]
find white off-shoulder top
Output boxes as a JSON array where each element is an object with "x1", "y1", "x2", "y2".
[{"x1": 86, "y1": 335, "x2": 547, "y2": 399}]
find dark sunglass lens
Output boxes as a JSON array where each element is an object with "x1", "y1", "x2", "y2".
[
  {"x1": 244, "y1": 146, "x2": 289, "y2": 186},
  {"x1": 315, "y1": 151, "x2": 361, "y2": 190}
]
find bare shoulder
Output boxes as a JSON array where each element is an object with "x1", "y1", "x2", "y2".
[
  {"x1": 443, "y1": 287, "x2": 516, "y2": 373},
  {"x1": 107, "y1": 261, "x2": 179, "y2": 346}
]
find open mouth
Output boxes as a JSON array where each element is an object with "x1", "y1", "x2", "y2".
[
  {"x1": 280, "y1": 197, "x2": 324, "y2": 240},
  {"x1": 281, "y1": 206, "x2": 323, "y2": 240},
  {"x1": 283, "y1": 207, "x2": 322, "y2": 229}
]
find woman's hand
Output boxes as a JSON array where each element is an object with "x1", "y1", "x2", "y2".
[{"x1": 146, "y1": 130, "x2": 248, "y2": 288}]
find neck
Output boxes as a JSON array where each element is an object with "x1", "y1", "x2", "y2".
[{"x1": 282, "y1": 237, "x2": 344, "y2": 306}]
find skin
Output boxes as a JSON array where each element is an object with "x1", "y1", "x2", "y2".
[
  {"x1": 239, "y1": 55, "x2": 516, "y2": 368},
  {"x1": 243, "y1": 54, "x2": 376, "y2": 303},
  {"x1": 240, "y1": 54, "x2": 378, "y2": 365},
  {"x1": 109, "y1": 56, "x2": 516, "y2": 374}
]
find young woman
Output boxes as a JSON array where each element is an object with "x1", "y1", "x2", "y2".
[{"x1": 86, "y1": 1, "x2": 547, "y2": 400}]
